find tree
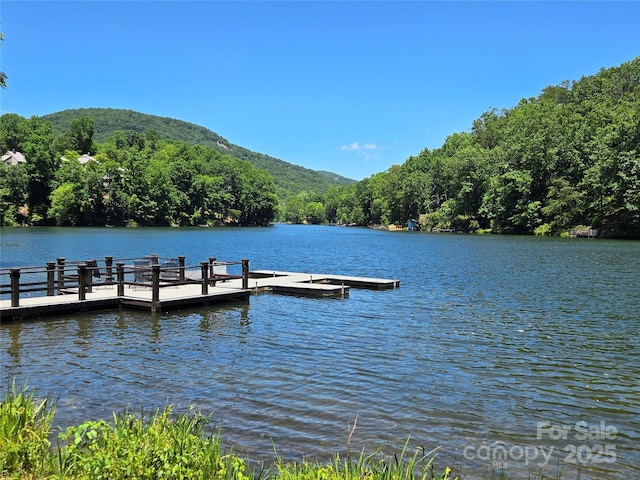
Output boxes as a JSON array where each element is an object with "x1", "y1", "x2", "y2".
[
  {"x1": 0, "y1": 33, "x2": 7, "y2": 89},
  {"x1": 305, "y1": 201, "x2": 326, "y2": 224},
  {"x1": 481, "y1": 170, "x2": 535, "y2": 233},
  {"x1": 21, "y1": 117, "x2": 57, "y2": 222},
  {"x1": 284, "y1": 192, "x2": 308, "y2": 224},
  {"x1": 0, "y1": 114, "x2": 24, "y2": 151},
  {"x1": 0, "y1": 163, "x2": 29, "y2": 225},
  {"x1": 541, "y1": 178, "x2": 584, "y2": 233},
  {"x1": 48, "y1": 183, "x2": 78, "y2": 225},
  {"x1": 69, "y1": 117, "x2": 95, "y2": 154}
]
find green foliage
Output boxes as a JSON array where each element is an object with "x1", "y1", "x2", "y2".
[
  {"x1": 0, "y1": 119, "x2": 278, "y2": 226},
  {"x1": 334, "y1": 56, "x2": 640, "y2": 237},
  {"x1": 69, "y1": 117, "x2": 96, "y2": 155},
  {"x1": 0, "y1": 382, "x2": 56, "y2": 479},
  {"x1": 0, "y1": 163, "x2": 29, "y2": 225},
  {"x1": 534, "y1": 223, "x2": 553, "y2": 236},
  {"x1": 15, "y1": 117, "x2": 58, "y2": 222},
  {"x1": 48, "y1": 182, "x2": 78, "y2": 225},
  {"x1": 275, "y1": 440, "x2": 454, "y2": 480},
  {"x1": 0, "y1": 386, "x2": 458, "y2": 480},
  {"x1": 3, "y1": 56, "x2": 639, "y2": 236},
  {"x1": 41, "y1": 108, "x2": 355, "y2": 198},
  {"x1": 57, "y1": 407, "x2": 249, "y2": 480}
]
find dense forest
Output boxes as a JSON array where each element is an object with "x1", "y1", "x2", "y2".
[
  {"x1": 329, "y1": 56, "x2": 639, "y2": 237},
  {"x1": 1, "y1": 57, "x2": 639, "y2": 236},
  {"x1": 41, "y1": 108, "x2": 355, "y2": 198},
  {"x1": 0, "y1": 117, "x2": 279, "y2": 226}
]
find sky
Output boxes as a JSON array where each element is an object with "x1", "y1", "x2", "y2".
[{"x1": 1, "y1": 1, "x2": 639, "y2": 180}]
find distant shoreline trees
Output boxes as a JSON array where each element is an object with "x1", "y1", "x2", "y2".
[
  {"x1": 310, "y1": 56, "x2": 639, "y2": 238},
  {"x1": 1, "y1": 57, "x2": 638, "y2": 237}
]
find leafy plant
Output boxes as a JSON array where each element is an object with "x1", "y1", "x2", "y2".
[
  {"x1": 0, "y1": 382, "x2": 56, "y2": 478},
  {"x1": 57, "y1": 406, "x2": 250, "y2": 480}
]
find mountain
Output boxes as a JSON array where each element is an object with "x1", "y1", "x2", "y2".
[{"x1": 40, "y1": 108, "x2": 355, "y2": 196}]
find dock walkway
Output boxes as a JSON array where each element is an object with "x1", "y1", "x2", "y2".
[
  {"x1": 0, "y1": 260, "x2": 400, "y2": 322},
  {"x1": 0, "y1": 282, "x2": 250, "y2": 321}
]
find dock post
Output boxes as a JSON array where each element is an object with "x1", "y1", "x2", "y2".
[
  {"x1": 57, "y1": 258, "x2": 65, "y2": 293},
  {"x1": 78, "y1": 264, "x2": 87, "y2": 301},
  {"x1": 105, "y1": 256, "x2": 113, "y2": 285},
  {"x1": 201, "y1": 261, "x2": 209, "y2": 295},
  {"x1": 242, "y1": 259, "x2": 249, "y2": 290},
  {"x1": 10, "y1": 268, "x2": 20, "y2": 307},
  {"x1": 178, "y1": 256, "x2": 186, "y2": 282},
  {"x1": 150, "y1": 254, "x2": 159, "y2": 265},
  {"x1": 116, "y1": 262, "x2": 125, "y2": 296},
  {"x1": 209, "y1": 257, "x2": 216, "y2": 286},
  {"x1": 86, "y1": 260, "x2": 94, "y2": 294},
  {"x1": 46, "y1": 262, "x2": 56, "y2": 296},
  {"x1": 151, "y1": 264, "x2": 160, "y2": 311}
]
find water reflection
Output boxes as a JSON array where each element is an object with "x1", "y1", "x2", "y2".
[{"x1": 5, "y1": 322, "x2": 21, "y2": 369}]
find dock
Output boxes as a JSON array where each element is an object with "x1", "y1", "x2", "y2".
[
  {"x1": 0, "y1": 256, "x2": 400, "y2": 322},
  {"x1": 568, "y1": 228, "x2": 598, "y2": 238},
  {"x1": 249, "y1": 270, "x2": 400, "y2": 293}
]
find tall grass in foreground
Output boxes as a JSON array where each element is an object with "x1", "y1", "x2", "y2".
[
  {"x1": 0, "y1": 385, "x2": 458, "y2": 479},
  {"x1": 0, "y1": 382, "x2": 56, "y2": 478},
  {"x1": 274, "y1": 441, "x2": 453, "y2": 480}
]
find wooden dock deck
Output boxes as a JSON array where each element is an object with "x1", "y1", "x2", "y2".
[
  {"x1": 0, "y1": 283, "x2": 250, "y2": 321},
  {"x1": 0, "y1": 259, "x2": 400, "y2": 322},
  {"x1": 248, "y1": 270, "x2": 400, "y2": 291}
]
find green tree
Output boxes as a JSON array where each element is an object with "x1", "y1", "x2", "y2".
[
  {"x1": 69, "y1": 117, "x2": 96, "y2": 154},
  {"x1": 48, "y1": 183, "x2": 78, "y2": 225},
  {"x1": 0, "y1": 163, "x2": 29, "y2": 225},
  {"x1": 481, "y1": 170, "x2": 535, "y2": 233},
  {"x1": 541, "y1": 178, "x2": 584, "y2": 233},
  {"x1": 21, "y1": 117, "x2": 57, "y2": 222},
  {"x1": 305, "y1": 201, "x2": 326, "y2": 224},
  {"x1": 0, "y1": 113, "x2": 24, "y2": 151},
  {"x1": 284, "y1": 192, "x2": 308, "y2": 224}
]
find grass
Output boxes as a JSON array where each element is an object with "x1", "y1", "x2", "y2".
[
  {"x1": 0, "y1": 385, "x2": 484, "y2": 480},
  {"x1": 0, "y1": 381, "x2": 56, "y2": 478}
]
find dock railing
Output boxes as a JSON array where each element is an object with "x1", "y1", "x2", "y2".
[{"x1": 0, "y1": 255, "x2": 250, "y2": 308}]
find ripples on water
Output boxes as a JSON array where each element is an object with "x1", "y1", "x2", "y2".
[{"x1": 1, "y1": 226, "x2": 639, "y2": 479}]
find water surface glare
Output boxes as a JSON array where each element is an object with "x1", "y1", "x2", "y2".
[{"x1": 1, "y1": 225, "x2": 639, "y2": 479}]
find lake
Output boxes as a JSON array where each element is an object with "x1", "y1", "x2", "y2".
[{"x1": 1, "y1": 225, "x2": 639, "y2": 479}]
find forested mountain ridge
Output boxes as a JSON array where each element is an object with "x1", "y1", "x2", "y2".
[
  {"x1": 0, "y1": 112, "x2": 281, "y2": 227},
  {"x1": 41, "y1": 108, "x2": 355, "y2": 197}
]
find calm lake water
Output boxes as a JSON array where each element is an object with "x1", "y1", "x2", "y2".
[{"x1": 1, "y1": 225, "x2": 639, "y2": 479}]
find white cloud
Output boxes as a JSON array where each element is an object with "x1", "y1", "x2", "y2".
[
  {"x1": 339, "y1": 142, "x2": 380, "y2": 162},
  {"x1": 340, "y1": 142, "x2": 379, "y2": 152},
  {"x1": 340, "y1": 142, "x2": 360, "y2": 152}
]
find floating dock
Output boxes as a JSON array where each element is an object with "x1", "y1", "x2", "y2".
[
  {"x1": 0, "y1": 257, "x2": 400, "y2": 322},
  {"x1": 249, "y1": 270, "x2": 400, "y2": 294}
]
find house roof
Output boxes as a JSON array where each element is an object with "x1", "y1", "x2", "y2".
[
  {"x1": 77, "y1": 153, "x2": 96, "y2": 165},
  {"x1": 2, "y1": 150, "x2": 26, "y2": 166}
]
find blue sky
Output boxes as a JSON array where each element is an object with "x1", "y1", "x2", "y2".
[{"x1": 1, "y1": 1, "x2": 639, "y2": 180}]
